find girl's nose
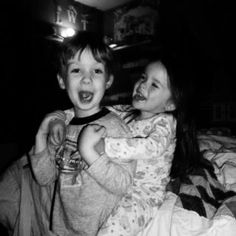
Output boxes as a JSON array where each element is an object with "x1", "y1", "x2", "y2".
[{"x1": 139, "y1": 80, "x2": 147, "y2": 91}]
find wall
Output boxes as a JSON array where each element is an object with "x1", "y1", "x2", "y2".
[
  {"x1": 0, "y1": 0, "x2": 104, "y2": 172},
  {"x1": 31, "y1": 0, "x2": 103, "y2": 35},
  {"x1": 102, "y1": 0, "x2": 161, "y2": 104},
  {"x1": 103, "y1": 0, "x2": 236, "y2": 133},
  {"x1": 103, "y1": 0, "x2": 160, "y2": 46}
]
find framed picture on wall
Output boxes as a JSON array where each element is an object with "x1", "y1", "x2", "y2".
[{"x1": 112, "y1": 0, "x2": 159, "y2": 45}]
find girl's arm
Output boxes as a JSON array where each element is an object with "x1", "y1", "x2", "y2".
[
  {"x1": 106, "y1": 104, "x2": 134, "y2": 122},
  {"x1": 105, "y1": 114, "x2": 176, "y2": 160}
]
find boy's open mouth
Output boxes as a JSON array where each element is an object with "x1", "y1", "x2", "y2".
[{"x1": 79, "y1": 91, "x2": 94, "y2": 103}]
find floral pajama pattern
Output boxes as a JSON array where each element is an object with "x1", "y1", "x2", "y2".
[{"x1": 99, "y1": 113, "x2": 176, "y2": 235}]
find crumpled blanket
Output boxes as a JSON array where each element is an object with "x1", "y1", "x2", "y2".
[
  {"x1": 198, "y1": 134, "x2": 236, "y2": 192},
  {"x1": 168, "y1": 167, "x2": 236, "y2": 219},
  {"x1": 137, "y1": 192, "x2": 236, "y2": 236},
  {"x1": 136, "y1": 133, "x2": 236, "y2": 236}
]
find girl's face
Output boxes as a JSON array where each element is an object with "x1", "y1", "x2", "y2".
[
  {"x1": 132, "y1": 62, "x2": 175, "y2": 119},
  {"x1": 58, "y1": 48, "x2": 113, "y2": 117}
]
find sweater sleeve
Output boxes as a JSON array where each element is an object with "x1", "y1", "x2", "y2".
[
  {"x1": 105, "y1": 115, "x2": 175, "y2": 160},
  {"x1": 29, "y1": 109, "x2": 74, "y2": 186},
  {"x1": 29, "y1": 146, "x2": 58, "y2": 185},
  {"x1": 86, "y1": 153, "x2": 136, "y2": 196}
]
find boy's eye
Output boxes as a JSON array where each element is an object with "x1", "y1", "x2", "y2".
[{"x1": 71, "y1": 68, "x2": 80, "y2": 73}]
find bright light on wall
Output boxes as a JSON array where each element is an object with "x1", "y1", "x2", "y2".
[
  {"x1": 109, "y1": 43, "x2": 117, "y2": 48},
  {"x1": 60, "y1": 27, "x2": 76, "y2": 38}
]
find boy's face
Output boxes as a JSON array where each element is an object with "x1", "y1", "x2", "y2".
[
  {"x1": 132, "y1": 62, "x2": 175, "y2": 119},
  {"x1": 58, "y1": 48, "x2": 113, "y2": 117}
]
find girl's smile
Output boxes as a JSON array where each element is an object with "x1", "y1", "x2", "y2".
[
  {"x1": 133, "y1": 90, "x2": 146, "y2": 101},
  {"x1": 132, "y1": 61, "x2": 175, "y2": 119}
]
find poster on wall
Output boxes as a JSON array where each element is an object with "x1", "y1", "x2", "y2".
[{"x1": 113, "y1": 0, "x2": 159, "y2": 44}]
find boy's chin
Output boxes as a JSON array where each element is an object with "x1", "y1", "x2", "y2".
[{"x1": 75, "y1": 103, "x2": 101, "y2": 116}]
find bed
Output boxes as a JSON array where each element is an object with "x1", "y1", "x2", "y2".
[
  {"x1": 138, "y1": 130, "x2": 236, "y2": 235},
  {"x1": 0, "y1": 130, "x2": 236, "y2": 235}
]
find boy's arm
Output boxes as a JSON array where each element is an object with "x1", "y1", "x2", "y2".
[
  {"x1": 78, "y1": 124, "x2": 135, "y2": 196},
  {"x1": 105, "y1": 115, "x2": 176, "y2": 160},
  {"x1": 29, "y1": 146, "x2": 58, "y2": 185},
  {"x1": 29, "y1": 111, "x2": 66, "y2": 185}
]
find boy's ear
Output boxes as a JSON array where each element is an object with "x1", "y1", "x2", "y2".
[
  {"x1": 105, "y1": 75, "x2": 114, "y2": 89},
  {"x1": 166, "y1": 102, "x2": 176, "y2": 111},
  {"x1": 57, "y1": 74, "x2": 66, "y2": 89}
]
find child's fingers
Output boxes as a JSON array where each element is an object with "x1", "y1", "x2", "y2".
[
  {"x1": 49, "y1": 131, "x2": 64, "y2": 146},
  {"x1": 95, "y1": 126, "x2": 106, "y2": 137},
  {"x1": 40, "y1": 111, "x2": 66, "y2": 134},
  {"x1": 49, "y1": 110, "x2": 66, "y2": 120},
  {"x1": 57, "y1": 124, "x2": 66, "y2": 143},
  {"x1": 87, "y1": 124, "x2": 103, "y2": 130},
  {"x1": 53, "y1": 110, "x2": 66, "y2": 121},
  {"x1": 88, "y1": 124, "x2": 106, "y2": 132},
  {"x1": 45, "y1": 111, "x2": 66, "y2": 126},
  {"x1": 49, "y1": 120, "x2": 66, "y2": 146},
  {"x1": 48, "y1": 133, "x2": 58, "y2": 146},
  {"x1": 90, "y1": 124, "x2": 106, "y2": 138}
]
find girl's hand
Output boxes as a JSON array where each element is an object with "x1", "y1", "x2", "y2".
[
  {"x1": 78, "y1": 124, "x2": 106, "y2": 164},
  {"x1": 35, "y1": 110, "x2": 66, "y2": 154}
]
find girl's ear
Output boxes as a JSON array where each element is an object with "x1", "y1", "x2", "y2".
[
  {"x1": 57, "y1": 74, "x2": 66, "y2": 89},
  {"x1": 166, "y1": 102, "x2": 176, "y2": 111},
  {"x1": 105, "y1": 75, "x2": 114, "y2": 89}
]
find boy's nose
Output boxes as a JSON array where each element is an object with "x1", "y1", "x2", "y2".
[{"x1": 81, "y1": 73, "x2": 92, "y2": 84}]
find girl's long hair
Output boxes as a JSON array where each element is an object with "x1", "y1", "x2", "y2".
[
  {"x1": 161, "y1": 55, "x2": 215, "y2": 180},
  {"x1": 129, "y1": 54, "x2": 214, "y2": 180}
]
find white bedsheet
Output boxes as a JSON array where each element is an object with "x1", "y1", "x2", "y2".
[{"x1": 138, "y1": 192, "x2": 236, "y2": 236}]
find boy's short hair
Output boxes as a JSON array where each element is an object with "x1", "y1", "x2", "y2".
[{"x1": 57, "y1": 31, "x2": 114, "y2": 80}]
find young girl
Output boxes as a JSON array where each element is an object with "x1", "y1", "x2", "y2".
[{"x1": 78, "y1": 58, "x2": 181, "y2": 235}]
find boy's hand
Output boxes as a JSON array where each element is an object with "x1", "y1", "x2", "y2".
[
  {"x1": 78, "y1": 124, "x2": 106, "y2": 164},
  {"x1": 48, "y1": 119, "x2": 66, "y2": 147},
  {"x1": 95, "y1": 139, "x2": 105, "y2": 156},
  {"x1": 35, "y1": 110, "x2": 66, "y2": 154}
]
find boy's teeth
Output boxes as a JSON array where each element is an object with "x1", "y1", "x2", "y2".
[{"x1": 79, "y1": 91, "x2": 93, "y2": 101}]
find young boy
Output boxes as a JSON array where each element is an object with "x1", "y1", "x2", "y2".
[{"x1": 30, "y1": 32, "x2": 135, "y2": 236}]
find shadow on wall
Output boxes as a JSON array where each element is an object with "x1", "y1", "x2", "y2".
[
  {"x1": 0, "y1": 143, "x2": 20, "y2": 174},
  {"x1": 0, "y1": 223, "x2": 8, "y2": 236}
]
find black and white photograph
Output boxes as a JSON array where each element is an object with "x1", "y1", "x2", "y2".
[{"x1": 0, "y1": 0, "x2": 236, "y2": 235}]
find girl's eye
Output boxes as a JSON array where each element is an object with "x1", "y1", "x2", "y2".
[
  {"x1": 152, "y1": 83, "x2": 159, "y2": 88},
  {"x1": 139, "y1": 74, "x2": 146, "y2": 82},
  {"x1": 94, "y1": 68, "x2": 103, "y2": 74}
]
